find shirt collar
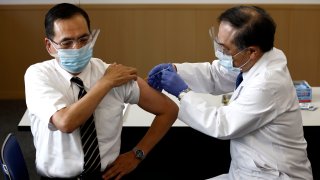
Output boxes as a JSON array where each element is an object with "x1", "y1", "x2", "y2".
[{"x1": 54, "y1": 59, "x2": 92, "y2": 88}]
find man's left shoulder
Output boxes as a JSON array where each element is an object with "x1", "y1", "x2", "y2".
[
  {"x1": 90, "y1": 58, "x2": 108, "y2": 71},
  {"x1": 90, "y1": 57, "x2": 106, "y2": 65}
]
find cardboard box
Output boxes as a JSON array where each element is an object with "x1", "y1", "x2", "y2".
[{"x1": 293, "y1": 80, "x2": 312, "y2": 102}]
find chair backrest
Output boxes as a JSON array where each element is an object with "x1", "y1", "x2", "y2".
[{"x1": 0, "y1": 133, "x2": 30, "y2": 180}]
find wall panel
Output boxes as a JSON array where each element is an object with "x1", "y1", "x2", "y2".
[
  {"x1": 0, "y1": 4, "x2": 319, "y2": 99},
  {"x1": 288, "y1": 9, "x2": 320, "y2": 83}
]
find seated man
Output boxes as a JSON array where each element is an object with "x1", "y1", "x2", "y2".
[{"x1": 24, "y1": 3, "x2": 178, "y2": 180}]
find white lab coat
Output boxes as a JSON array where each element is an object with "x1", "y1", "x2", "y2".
[{"x1": 175, "y1": 48, "x2": 313, "y2": 180}]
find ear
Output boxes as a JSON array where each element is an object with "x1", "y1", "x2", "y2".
[
  {"x1": 247, "y1": 46, "x2": 262, "y2": 61},
  {"x1": 45, "y1": 38, "x2": 56, "y2": 55}
]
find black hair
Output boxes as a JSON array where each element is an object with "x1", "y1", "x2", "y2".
[
  {"x1": 44, "y1": 3, "x2": 90, "y2": 39},
  {"x1": 218, "y1": 5, "x2": 276, "y2": 52}
]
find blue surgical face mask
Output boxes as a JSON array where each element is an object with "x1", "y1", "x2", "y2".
[
  {"x1": 50, "y1": 29, "x2": 100, "y2": 74},
  {"x1": 59, "y1": 44, "x2": 92, "y2": 73},
  {"x1": 51, "y1": 43, "x2": 93, "y2": 74}
]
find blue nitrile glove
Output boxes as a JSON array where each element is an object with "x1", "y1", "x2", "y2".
[
  {"x1": 161, "y1": 70, "x2": 188, "y2": 97},
  {"x1": 147, "y1": 72, "x2": 163, "y2": 91},
  {"x1": 147, "y1": 63, "x2": 175, "y2": 91}
]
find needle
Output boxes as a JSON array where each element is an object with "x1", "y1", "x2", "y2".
[{"x1": 149, "y1": 66, "x2": 171, "y2": 78}]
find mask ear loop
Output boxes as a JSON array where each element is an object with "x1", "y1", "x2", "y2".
[
  {"x1": 236, "y1": 49, "x2": 251, "y2": 71},
  {"x1": 238, "y1": 58, "x2": 251, "y2": 71}
]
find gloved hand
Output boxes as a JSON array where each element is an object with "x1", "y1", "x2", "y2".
[
  {"x1": 147, "y1": 63, "x2": 175, "y2": 91},
  {"x1": 161, "y1": 70, "x2": 188, "y2": 97}
]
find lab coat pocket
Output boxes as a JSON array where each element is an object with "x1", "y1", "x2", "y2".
[
  {"x1": 252, "y1": 159, "x2": 280, "y2": 177},
  {"x1": 234, "y1": 141, "x2": 281, "y2": 178}
]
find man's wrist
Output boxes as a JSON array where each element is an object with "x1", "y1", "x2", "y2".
[
  {"x1": 178, "y1": 87, "x2": 192, "y2": 100},
  {"x1": 132, "y1": 147, "x2": 145, "y2": 160}
]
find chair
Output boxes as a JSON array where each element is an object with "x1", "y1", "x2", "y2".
[{"x1": 0, "y1": 133, "x2": 30, "y2": 180}]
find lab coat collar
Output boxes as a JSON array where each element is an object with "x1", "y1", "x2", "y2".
[
  {"x1": 241, "y1": 47, "x2": 278, "y2": 84},
  {"x1": 229, "y1": 48, "x2": 277, "y2": 102}
]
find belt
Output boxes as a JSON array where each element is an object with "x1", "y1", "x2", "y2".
[{"x1": 40, "y1": 170, "x2": 103, "y2": 180}]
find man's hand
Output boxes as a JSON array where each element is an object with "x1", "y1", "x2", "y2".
[
  {"x1": 102, "y1": 63, "x2": 138, "y2": 87},
  {"x1": 161, "y1": 70, "x2": 188, "y2": 97},
  {"x1": 147, "y1": 63, "x2": 175, "y2": 91},
  {"x1": 102, "y1": 151, "x2": 140, "y2": 180}
]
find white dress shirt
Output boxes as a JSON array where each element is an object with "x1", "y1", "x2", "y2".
[
  {"x1": 175, "y1": 48, "x2": 313, "y2": 180},
  {"x1": 24, "y1": 58, "x2": 139, "y2": 177}
]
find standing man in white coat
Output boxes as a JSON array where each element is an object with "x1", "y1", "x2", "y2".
[{"x1": 147, "y1": 5, "x2": 313, "y2": 180}]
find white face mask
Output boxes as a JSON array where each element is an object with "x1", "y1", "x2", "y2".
[
  {"x1": 215, "y1": 50, "x2": 240, "y2": 72},
  {"x1": 215, "y1": 49, "x2": 251, "y2": 72}
]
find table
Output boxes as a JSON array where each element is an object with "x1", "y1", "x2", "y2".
[
  {"x1": 299, "y1": 87, "x2": 320, "y2": 125},
  {"x1": 18, "y1": 87, "x2": 320, "y2": 130}
]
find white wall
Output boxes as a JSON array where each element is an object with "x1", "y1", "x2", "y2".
[{"x1": 1, "y1": 0, "x2": 320, "y2": 5}]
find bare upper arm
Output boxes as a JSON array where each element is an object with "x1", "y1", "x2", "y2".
[{"x1": 136, "y1": 77, "x2": 177, "y2": 115}]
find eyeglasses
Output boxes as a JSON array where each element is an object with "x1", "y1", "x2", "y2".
[
  {"x1": 50, "y1": 34, "x2": 92, "y2": 49},
  {"x1": 209, "y1": 26, "x2": 246, "y2": 57}
]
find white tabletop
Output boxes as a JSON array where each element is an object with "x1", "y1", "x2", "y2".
[
  {"x1": 300, "y1": 87, "x2": 320, "y2": 126},
  {"x1": 18, "y1": 87, "x2": 320, "y2": 130}
]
